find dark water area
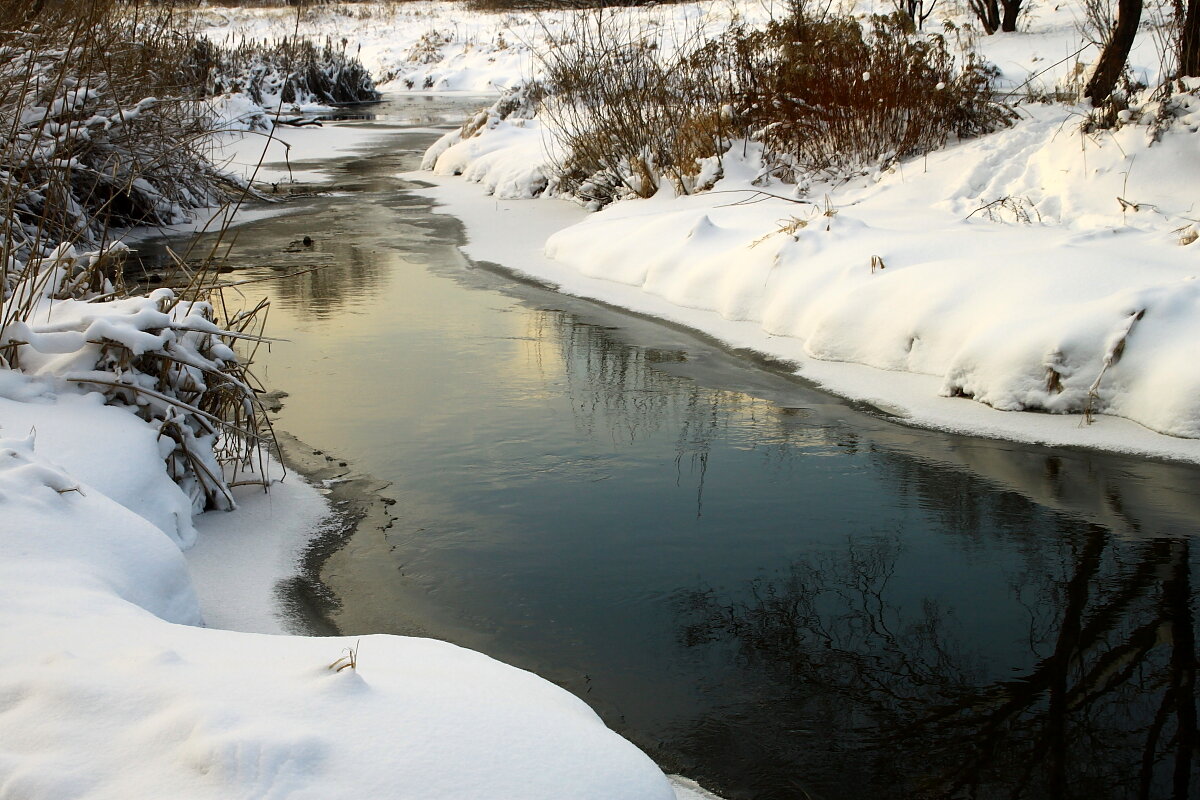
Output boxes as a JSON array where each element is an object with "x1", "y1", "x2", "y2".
[{"x1": 144, "y1": 97, "x2": 1200, "y2": 800}]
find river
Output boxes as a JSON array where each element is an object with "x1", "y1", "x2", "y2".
[{"x1": 143, "y1": 96, "x2": 1200, "y2": 800}]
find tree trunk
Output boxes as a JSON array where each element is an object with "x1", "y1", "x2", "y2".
[
  {"x1": 1000, "y1": 0, "x2": 1021, "y2": 31},
  {"x1": 970, "y1": 0, "x2": 1001, "y2": 33},
  {"x1": 1181, "y1": 0, "x2": 1200, "y2": 78},
  {"x1": 1084, "y1": 0, "x2": 1144, "y2": 106}
]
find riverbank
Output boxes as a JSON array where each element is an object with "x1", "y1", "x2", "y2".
[
  {"x1": 410, "y1": 162, "x2": 1200, "y2": 464},
  {"x1": 329, "y1": 0, "x2": 1200, "y2": 460},
  {"x1": 0, "y1": 95, "x2": 714, "y2": 798},
  {"x1": 200, "y1": 1, "x2": 1200, "y2": 458},
  {"x1": 201, "y1": 102, "x2": 1200, "y2": 799}
]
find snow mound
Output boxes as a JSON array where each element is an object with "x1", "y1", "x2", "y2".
[
  {"x1": 425, "y1": 113, "x2": 555, "y2": 199},
  {"x1": 424, "y1": 96, "x2": 1200, "y2": 441},
  {"x1": 0, "y1": 400, "x2": 677, "y2": 799}
]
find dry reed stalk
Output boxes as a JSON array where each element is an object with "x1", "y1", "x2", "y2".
[{"x1": 0, "y1": 0, "x2": 288, "y2": 510}]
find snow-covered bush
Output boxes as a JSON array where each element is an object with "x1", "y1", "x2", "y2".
[
  {"x1": 201, "y1": 35, "x2": 381, "y2": 110},
  {"x1": 536, "y1": 13, "x2": 730, "y2": 203},
  {"x1": 1, "y1": 0, "x2": 275, "y2": 512},
  {"x1": 0, "y1": 9, "x2": 230, "y2": 267},
  {"x1": 0, "y1": 244, "x2": 271, "y2": 513}
]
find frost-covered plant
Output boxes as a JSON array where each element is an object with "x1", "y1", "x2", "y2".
[
  {"x1": 0, "y1": 0, "x2": 276, "y2": 510},
  {"x1": 203, "y1": 35, "x2": 381, "y2": 109},
  {"x1": 0, "y1": 244, "x2": 272, "y2": 512}
]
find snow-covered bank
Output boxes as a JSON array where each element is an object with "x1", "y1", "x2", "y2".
[
  {"x1": 0, "y1": 338, "x2": 679, "y2": 800},
  {"x1": 409, "y1": 160, "x2": 1200, "y2": 464},
  {"x1": 1, "y1": 109, "x2": 706, "y2": 799},
  {"x1": 0, "y1": 411, "x2": 673, "y2": 799},
  {"x1": 408, "y1": 2, "x2": 1200, "y2": 460}
]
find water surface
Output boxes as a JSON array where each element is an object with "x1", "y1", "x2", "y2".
[{"x1": 147, "y1": 97, "x2": 1200, "y2": 800}]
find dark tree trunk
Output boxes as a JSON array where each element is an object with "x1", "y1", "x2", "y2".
[
  {"x1": 970, "y1": 0, "x2": 1001, "y2": 33},
  {"x1": 1181, "y1": 0, "x2": 1200, "y2": 77},
  {"x1": 1084, "y1": 0, "x2": 1144, "y2": 106},
  {"x1": 1000, "y1": 0, "x2": 1021, "y2": 31}
]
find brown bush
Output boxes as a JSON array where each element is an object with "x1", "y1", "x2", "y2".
[
  {"x1": 698, "y1": 11, "x2": 1013, "y2": 181},
  {"x1": 538, "y1": 6, "x2": 1013, "y2": 204}
]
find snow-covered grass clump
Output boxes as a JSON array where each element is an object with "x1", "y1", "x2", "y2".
[{"x1": 198, "y1": 34, "x2": 381, "y2": 119}]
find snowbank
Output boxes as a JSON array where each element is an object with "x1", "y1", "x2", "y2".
[
  {"x1": 0, "y1": 373, "x2": 678, "y2": 798},
  {"x1": 195, "y1": 1, "x2": 763, "y2": 95},
  {"x1": 416, "y1": 9, "x2": 1200, "y2": 456}
]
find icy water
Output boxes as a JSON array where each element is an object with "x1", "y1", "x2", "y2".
[{"x1": 146, "y1": 98, "x2": 1200, "y2": 800}]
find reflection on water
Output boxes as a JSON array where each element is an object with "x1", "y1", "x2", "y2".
[
  {"x1": 153, "y1": 99, "x2": 1199, "y2": 800},
  {"x1": 678, "y1": 531, "x2": 1197, "y2": 799}
]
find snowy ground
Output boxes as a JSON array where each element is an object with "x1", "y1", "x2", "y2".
[
  {"x1": 0, "y1": 409, "x2": 675, "y2": 798},
  {"x1": 0, "y1": 311, "x2": 696, "y2": 800}
]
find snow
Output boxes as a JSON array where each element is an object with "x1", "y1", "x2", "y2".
[
  {"x1": 207, "y1": 118, "x2": 406, "y2": 185},
  {"x1": 185, "y1": 464, "x2": 328, "y2": 634},
  {"x1": 194, "y1": 1, "x2": 764, "y2": 95}
]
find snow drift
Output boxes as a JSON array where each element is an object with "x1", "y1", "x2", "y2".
[{"x1": 422, "y1": 78, "x2": 1200, "y2": 446}]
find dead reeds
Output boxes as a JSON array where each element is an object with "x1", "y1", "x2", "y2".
[
  {"x1": 534, "y1": 3, "x2": 1014, "y2": 204},
  {"x1": 0, "y1": 0, "x2": 282, "y2": 510}
]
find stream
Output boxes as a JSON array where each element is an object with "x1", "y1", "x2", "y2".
[{"x1": 143, "y1": 96, "x2": 1200, "y2": 800}]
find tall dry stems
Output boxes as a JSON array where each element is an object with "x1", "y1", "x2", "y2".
[
  {"x1": 0, "y1": 0, "x2": 281, "y2": 509},
  {"x1": 536, "y1": 6, "x2": 1012, "y2": 204}
]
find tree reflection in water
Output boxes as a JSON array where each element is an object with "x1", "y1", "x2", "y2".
[{"x1": 677, "y1": 529, "x2": 1198, "y2": 800}]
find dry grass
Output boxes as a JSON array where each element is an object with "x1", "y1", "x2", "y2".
[
  {"x1": 536, "y1": 5, "x2": 1013, "y2": 205},
  {"x1": 0, "y1": 0, "x2": 283, "y2": 508},
  {"x1": 704, "y1": 10, "x2": 1013, "y2": 183}
]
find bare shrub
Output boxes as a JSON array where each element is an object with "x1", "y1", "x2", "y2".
[
  {"x1": 0, "y1": 0, "x2": 278, "y2": 509},
  {"x1": 537, "y1": 13, "x2": 729, "y2": 203},
  {"x1": 709, "y1": 11, "x2": 1012, "y2": 182},
  {"x1": 465, "y1": 0, "x2": 691, "y2": 11},
  {"x1": 538, "y1": 6, "x2": 1012, "y2": 204},
  {"x1": 0, "y1": 0, "x2": 236, "y2": 268}
]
